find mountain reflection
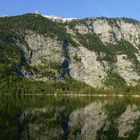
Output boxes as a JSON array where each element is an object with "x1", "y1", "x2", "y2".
[{"x1": 0, "y1": 96, "x2": 140, "y2": 140}]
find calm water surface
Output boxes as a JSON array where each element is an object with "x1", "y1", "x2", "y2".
[{"x1": 0, "y1": 96, "x2": 140, "y2": 140}]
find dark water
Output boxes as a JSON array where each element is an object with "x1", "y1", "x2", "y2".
[{"x1": 0, "y1": 95, "x2": 140, "y2": 140}]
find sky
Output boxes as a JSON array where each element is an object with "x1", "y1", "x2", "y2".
[{"x1": 0, "y1": 0, "x2": 140, "y2": 20}]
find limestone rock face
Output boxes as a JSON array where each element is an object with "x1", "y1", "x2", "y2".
[
  {"x1": 71, "y1": 18, "x2": 140, "y2": 46},
  {"x1": 116, "y1": 54, "x2": 140, "y2": 85},
  {"x1": 64, "y1": 18, "x2": 140, "y2": 87},
  {"x1": 24, "y1": 31, "x2": 64, "y2": 65},
  {"x1": 69, "y1": 47, "x2": 107, "y2": 87},
  {"x1": 14, "y1": 16, "x2": 140, "y2": 87}
]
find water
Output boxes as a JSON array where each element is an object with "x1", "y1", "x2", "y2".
[{"x1": 0, "y1": 95, "x2": 140, "y2": 140}]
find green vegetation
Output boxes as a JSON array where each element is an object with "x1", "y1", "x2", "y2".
[
  {"x1": 67, "y1": 16, "x2": 140, "y2": 70},
  {"x1": 1, "y1": 73, "x2": 140, "y2": 95},
  {"x1": 67, "y1": 17, "x2": 140, "y2": 32},
  {"x1": 104, "y1": 72, "x2": 126, "y2": 89},
  {"x1": 96, "y1": 17, "x2": 140, "y2": 26},
  {"x1": 1, "y1": 14, "x2": 140, "y2": 140},
  {"x1": 0, "y1": 14, "x2": 71, "y2": 42},
  {"x1": 0, "y1": 13, "x2": 84, "y2": 95},
  {"x1": 0, "y1": 14, "x2": 78, "y2": 77},
  {"x1": 67, "y1": 17, "x2": 140, "y2": 69},
  {"x1": 29, "y1": 61, "x2": 61, "y2": 79},
  {"x1": 0, "y1": 74, "x2": 95, "y2": 95},
  {"x1": 76, "y1": 33, "x2": 140, "y2": 72},
  {"x1": 73, "y1": 55, "x2": 81, "y2": 61},
  {"x1": 76, "y1": 33, "x2": 118, "y2": 65},
  {"x1": 1, "y1": 14, "x2": 140, "y2": 95},
  {"x1": 77, "y1": 32, "x2": 140, "y2": 66}
]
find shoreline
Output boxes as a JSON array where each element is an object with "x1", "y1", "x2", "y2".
[{"x1": 4, "y1": 93, "x2": 140, "y2": 98}]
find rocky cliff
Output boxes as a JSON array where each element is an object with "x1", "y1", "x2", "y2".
[{"x1": 1, "y1": 13, "x2": 140, "y2": 88}]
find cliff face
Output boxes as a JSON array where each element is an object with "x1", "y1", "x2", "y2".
[
  {"x1": 1, "y1": 14, "x2": 140, "y2": 88},
  {"x1": 66, "y1": 18, "x2": 140, "y2": 87}
]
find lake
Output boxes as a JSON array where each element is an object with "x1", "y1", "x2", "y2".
[{"x1": 0, "y1": 95, "x2": 140, "y2": 140}]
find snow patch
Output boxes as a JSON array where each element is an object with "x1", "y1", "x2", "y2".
[{"x1": 43, "y1": 15, "x2": 77, "y2": 22}]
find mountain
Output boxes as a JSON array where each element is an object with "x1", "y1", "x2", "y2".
[{"x1": 1, "y1": 13, "x2": 140, "y2": 94}]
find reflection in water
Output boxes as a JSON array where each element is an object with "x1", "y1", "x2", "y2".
[{"x1": 0, "y1": 96, "x2": 140, "y2": 140}]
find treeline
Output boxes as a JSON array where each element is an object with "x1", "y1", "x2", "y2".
[
  {"x1": 0, "y1": 74, "x2": 95, "y2": 95},
  {"x1": 1, "y1": 73, "x2": 140, "y2": 95}
]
